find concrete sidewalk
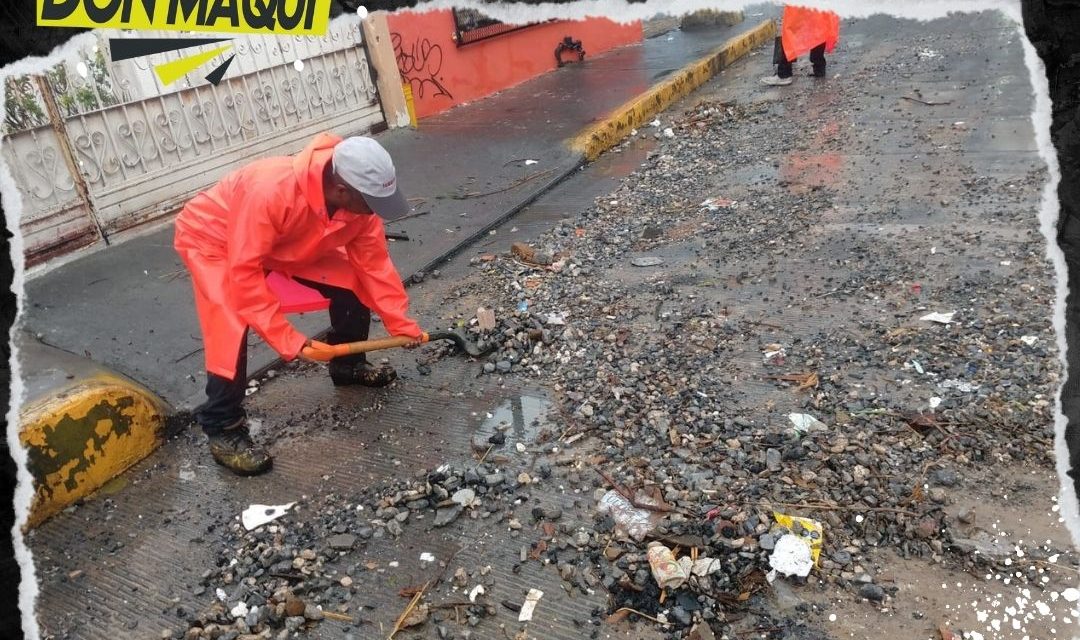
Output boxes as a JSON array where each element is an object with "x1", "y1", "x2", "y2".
[{"x1": 22, "y1": 11, "x2": 779, "y2": 411}]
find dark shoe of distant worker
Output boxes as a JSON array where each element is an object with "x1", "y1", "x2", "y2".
[{"x1": 763, "y1": 39, "x2": 828, "y2": 85}]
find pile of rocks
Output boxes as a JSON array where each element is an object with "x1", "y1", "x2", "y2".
[
  {"x1": 411, "y1": 84, "x2": 1066, "y2": 636},
  {"x1": 184, "y1": 36, "x2": 1067, "y2": 639}
]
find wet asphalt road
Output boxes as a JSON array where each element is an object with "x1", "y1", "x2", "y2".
[{"x1": 25, "y1": 11, "x2": 1080, "y2": 640}]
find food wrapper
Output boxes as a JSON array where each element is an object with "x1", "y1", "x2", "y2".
[
  {"x1": 597, "y1": 490, "x2": 655, "y2": 540},
  {"x1": 772, "y1": 511, "x2": 824, "y2": 567},
  {"x1": 646, "y1": 542, "x2": 688, "y2": 590}
]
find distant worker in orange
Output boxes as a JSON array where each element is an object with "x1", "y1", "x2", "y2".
[
  {"x1": 762, "y1": 5, "x2": 841, "y2": 86},
  {"x1": 174, "y1": 134, "x2": 423, "y2": 476}
]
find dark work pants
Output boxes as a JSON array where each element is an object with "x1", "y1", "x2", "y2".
[
  {"x1": 776, "y1": 37, "x2": 827, "y2": 79},
  {"x1": 194, "y1": 277, "x2": 371, "y2": 435}
]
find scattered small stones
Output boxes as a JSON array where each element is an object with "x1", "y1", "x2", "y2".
[
  {"x1": 858, "y1": 583, "x2": 887, "y2": 603},
  {"x1": 434, "y1": 505, "x2": 464, "y2": 528},
  {"x1": 178, "y1": 28, "x2": 1061, "y2": 640},
  {"x1": 327, "y1": 534, "x2": 356, "y2": 550}
]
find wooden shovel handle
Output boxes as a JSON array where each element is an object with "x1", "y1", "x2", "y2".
[
  {"x1": 332, "y1": 332, "x2": 430, "y2": 355},
  {"x1": 303, "y1": 332, "x2": 430, "y2": 361}
]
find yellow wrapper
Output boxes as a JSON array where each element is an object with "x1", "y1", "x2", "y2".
[{"x1": 773, "y1": 511, "x2": 824, "y2": 567}]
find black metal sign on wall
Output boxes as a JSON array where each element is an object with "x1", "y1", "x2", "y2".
[{"x1": 451, "y1": 8, "x2": 549, "y2": 45}]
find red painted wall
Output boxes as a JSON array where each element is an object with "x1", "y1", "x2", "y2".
[{"x1": 386, "y1": 9, "x2": 642, "y2": 119}]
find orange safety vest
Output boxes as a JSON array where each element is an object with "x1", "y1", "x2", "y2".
[
  {"x1": 781, "y1": 5, "x2": 840, "y2": 62},
  {"x1": 174, "y1": 133, "x2": 421, "y2": 381}
]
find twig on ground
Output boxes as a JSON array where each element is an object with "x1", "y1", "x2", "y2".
[
  {"x1": 388, "y1": 209, "x2": 431, "y2": 224},
  {"x1": 388, "y1": 587, "x2": 426, "y2": 639},
  {"x1": 174, "y1": 347, "x2": 204, "y2": 363},
  {"x1": 429, "y1": 601, "x2": 475, "y2": 610},
  {"x1": 901, "y1": 95, "x2": 952, "y2": 106},
  {"x1": 611, "y1": 607, "x2": 672, "y2": 626},
  {"x1": 452, "y1": 169, "x2": 555, "y2": 200},
  {"x1": 750, "y1": 500, "x2": 918, "y2": 517}
]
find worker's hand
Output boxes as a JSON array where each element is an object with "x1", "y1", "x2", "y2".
[
  {"x1": 300, "y1": 339, "x2": 337, "y2": 362},
  {"x1": 401, "y1": 334, "x2": 426, "y2": 350}
]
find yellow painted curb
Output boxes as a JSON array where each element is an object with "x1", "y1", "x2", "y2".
[
  {"x1": 19, "y1": 370, "x2": 168, "y2": 529},
  {"x1": 570, "y1": 19, "x2": 777, "y2": 162}
]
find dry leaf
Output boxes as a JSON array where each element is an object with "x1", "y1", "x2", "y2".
[
  {"x1": 401, "y1": 604, "x2": 429, "y2": 628},
  {"x1": 605, "y1": 609, "x2": 631, "y2": 625},
  {"x1": 938, "y1": 622, "x2": 958, "y2": 640},
  {"x1": 910, "y1": 485, "x2": 925, "y2": 504},
  {"x1": 797, "y1": 372, "x2": 819, "y2": 392},
  {"x1": 886, "y1": 327, "x2": 915, "y2": 341},
  {"x1": 907, "y1": 412, "x2": 939, "y2": 434},
  {"x1": 511, "y1": 242, "x2": 537, "y2": 262},
  {"x1": 528, "y1": 540, "x2": 548, "y2": 560},
  {"x1": 638, "y1": 485, "x2": 673, "y2": 512}
]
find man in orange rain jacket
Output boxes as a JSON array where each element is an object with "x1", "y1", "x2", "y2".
[
  {"x1": 174, "y1": 133, "x2": 423, "y2": 475},
  {"x1": 762, "y1": 5, "x2": 840, "y2": 86}
]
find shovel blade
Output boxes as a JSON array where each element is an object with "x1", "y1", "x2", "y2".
[{"x1": 428, "y1": 329, "x2": 492, "y2": 357}]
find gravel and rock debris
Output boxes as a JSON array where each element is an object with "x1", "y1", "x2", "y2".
[{"x1": 175, "y1": 27, "x2": 1075, "y2": 640}]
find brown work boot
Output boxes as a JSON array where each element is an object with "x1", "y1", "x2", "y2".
[
  {"x1": 207, "y1": 420, "x2": 272, "y2": 476},
  {"x1": 329, "y1": 361, "x2": 398, "y2": 387}
]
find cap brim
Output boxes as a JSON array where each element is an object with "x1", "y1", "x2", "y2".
[{"x1": 361, "y1": 188, "x2": 410, "y2": 221}]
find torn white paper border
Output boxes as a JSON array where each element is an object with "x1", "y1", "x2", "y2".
[
  {"x1": 2, "y1": 5, "x2": 1078, "y2": 640},
  {"x1": 3, "y1": 30, "x2": 106, "y2": 640}
]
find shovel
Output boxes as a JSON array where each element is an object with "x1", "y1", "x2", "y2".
[{"x1": 300, "y1": 328, "x2": 492, "y2": 361}]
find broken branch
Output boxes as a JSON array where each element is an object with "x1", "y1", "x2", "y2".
[
  {"x1": 388, "y1": 585, "x2": 427, "y2": 639},
  {"x1": 452, "y1": 169, "x2": 555, "y2": 200},
  {"x1": 750, "y1": 500, "x2": 917, "y2": 517}
]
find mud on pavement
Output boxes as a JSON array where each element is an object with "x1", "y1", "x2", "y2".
[{"x1": 27, "y1": 10, "x2": 1080, "y2": 640}]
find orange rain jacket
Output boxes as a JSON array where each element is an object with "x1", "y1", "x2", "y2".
[
  {"x1": 781, "y1": 5, "x2": 840, "y2": 62},
  {"x1": 174, "y1": 133, "x2": 421, "y2": 381}
]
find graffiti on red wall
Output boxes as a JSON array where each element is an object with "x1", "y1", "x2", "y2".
[{"x1": 390, "y1": 32, "x2": 453, "y2": 100}]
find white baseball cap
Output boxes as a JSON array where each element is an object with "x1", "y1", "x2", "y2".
[{"x1": 331, "y1": 136, "x2": 410, "y2": 219}]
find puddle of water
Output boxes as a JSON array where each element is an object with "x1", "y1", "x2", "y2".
[{"x1": 475, "y1": 394, "x2": 551, "y2": 443}]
